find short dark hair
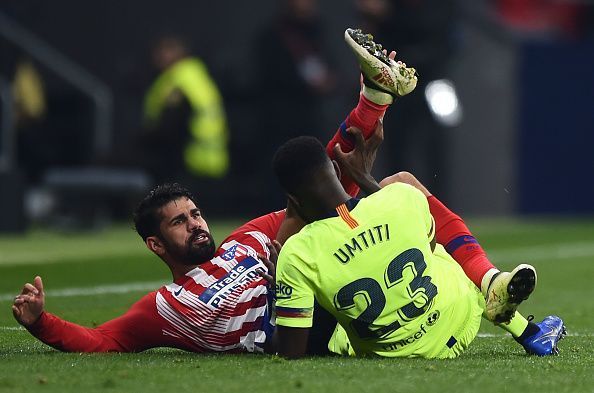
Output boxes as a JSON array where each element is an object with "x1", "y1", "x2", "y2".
[
  {"x1": 272, "y1": 136, "x2": 329, "y2": 195},
  {"x1": 133, "y1": 183, "x2": 198, "y2": 241}
]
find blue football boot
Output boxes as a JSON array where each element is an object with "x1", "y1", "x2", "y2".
[{"x1": 519, "y1": 315, "x2": 566, "y2": 356}]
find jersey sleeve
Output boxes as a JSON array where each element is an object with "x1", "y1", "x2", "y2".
[
  {"x1": 26, "y1": 292, "x2": 165, "y2": 352},
  {"x1": 225, "y1": 211, "x2": 286, "y2": 242},
  {"x1": 274, "y1": 245, "x2": 316, "y2": 328}
]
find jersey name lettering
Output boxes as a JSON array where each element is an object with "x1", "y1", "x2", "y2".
[{"x1": 333, "y1": 224, "x2": 390, "y2": 264}]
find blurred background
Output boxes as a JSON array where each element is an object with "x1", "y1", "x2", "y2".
[{"x1": 1, "y1": 0, "x2": 594, "y2": 232}]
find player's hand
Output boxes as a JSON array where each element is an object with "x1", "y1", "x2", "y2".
[
  {"x1": 257, "y1": 241, "x2": 282, "y2": 287},
  {"x1": 333, "y1": 122, "x2": 383, "y2": 194},
  {"x1": 12, "y1": 276, "x2": 45, "y2": 327}
]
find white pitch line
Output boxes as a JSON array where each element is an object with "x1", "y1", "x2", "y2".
[
  {"x1": 487, "y1": 241, "x2": 594, "y2": 263},
  {"x1": 0, "y1": 280, "x2": 166, "y2": 302}
]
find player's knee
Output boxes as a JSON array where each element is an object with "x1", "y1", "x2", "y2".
[
  {"x1": 379, "y1": 171, "x2": 418, "y2": 188},
  {"x1": 379, "y1": 171, "x2": 431, "y2": 196}
]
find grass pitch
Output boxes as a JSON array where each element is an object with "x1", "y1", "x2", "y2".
[{"x1": 1, "y1": 218, "x2": 593, "y2": 393}]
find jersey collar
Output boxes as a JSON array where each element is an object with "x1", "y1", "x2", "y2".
[{"x1": 320, "y1": 197, "x2": 360, "y2": 220}]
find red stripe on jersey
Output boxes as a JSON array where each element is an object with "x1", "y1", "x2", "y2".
[{"x1": 336, "y1": 204, "x2": 359, "y2": 229}]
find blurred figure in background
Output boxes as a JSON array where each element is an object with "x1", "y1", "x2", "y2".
[
  {"x1": 495, "y1": 0, "x2": 591, "y2": 39},
  {"x1": 251, "y1": 0, "x2": 338, "y2": 210},
  {"x1": 141, "y1": 35, "x2": 229, "y2": 185},
  {"x1": 12, "y1": 58, "x2": 48, "y2": 182},
  {"x1": 355, "y1": 0, "x2": 458, "y2": 197},
  {"x1": 0, "y1": 39, "x2": 49, "y2": 183}
]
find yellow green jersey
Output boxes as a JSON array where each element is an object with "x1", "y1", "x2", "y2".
[{"x1": 275, "y1": 183, "x2": 484, "y2": 358}]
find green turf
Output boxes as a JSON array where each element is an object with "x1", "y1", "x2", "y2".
[{"x1": 1, "y1": 218, "x2": 593, "y2": 393}]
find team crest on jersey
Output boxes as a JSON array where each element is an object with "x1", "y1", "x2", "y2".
[
  {"x1": 221, "y1": 244, "x2": 250, "y2": 261},
  {"x1": 426, "y1": 310, "x2": 440, "y2": 326}
]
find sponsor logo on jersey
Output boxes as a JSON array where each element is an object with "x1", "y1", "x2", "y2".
[
  {"x1": 198, "y1": 256, "x2": 262, "y2": 308},
  {"x1": 382, "y1": 310, "x2": 440, "y2": 351},
  {"x1": 383, "y1": 324, "x2": 429, "y2": 351},
  {"x1": 275, "y1": 282, "x2": 293, "y2": 300}
]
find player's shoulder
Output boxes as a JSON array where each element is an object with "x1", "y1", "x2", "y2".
[
  {"x1": 219, "y1": 229, "x2": 272, "y2": 256},
  {"x1": 281, "y1": 230, "x2": 308, "y2": 255},
  {"x1": 279, "y1": 226, "x2": 317, "y2": 262},
  {"x1": 127, "y1": 290, "x2": 160, "y2": 314}
]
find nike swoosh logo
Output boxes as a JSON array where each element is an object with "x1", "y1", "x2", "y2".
[{"x1": 174, "y1": 287, "x2": 183, "y2": 296}]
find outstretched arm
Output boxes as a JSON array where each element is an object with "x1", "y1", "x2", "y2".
[{"x1": 13, "y1": 276, "x2": 163, "y2": 352}]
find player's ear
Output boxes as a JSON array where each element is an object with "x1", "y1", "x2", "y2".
[
  {"x1": 331, "y1": 159, "x2": 341, "y2": 180},
  {"x1": 146, "y1": 236, "x2": 166, "y2": 256}
]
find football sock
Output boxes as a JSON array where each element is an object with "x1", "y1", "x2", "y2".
[
  {"x1": 326, "y1": 94, "x2": 388, "y2": 196},
  {"x1": 427, "y1": 196, "x2": 495, "y2": 288},
  {"x1": 480, "y1": 268, "x2": 501, "y2": 297},
  {"x1": 499, "y1": 312, "x2": 531, "y2": 338},
  {"x1": 362, "y1": 84, "x2": 394, "y2": 105},
  {"x1": 515, "y1": 318, "x2": 541, "y2": 342}
]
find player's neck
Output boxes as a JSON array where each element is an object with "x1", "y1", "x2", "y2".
[
  {"x1": 307, "y1": 190, "x2": 351, "y2": 223},
  {"x1": 169, "y1": 262, "x2": 200, "y2": 282}
]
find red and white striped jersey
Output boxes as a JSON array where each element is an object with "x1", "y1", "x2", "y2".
[
  {"x1": 27, "y1": 211, "x2": 286, "y2": 353},
  {"x1": 155, "y1": 229, "x2": 274, "y2": 352}
]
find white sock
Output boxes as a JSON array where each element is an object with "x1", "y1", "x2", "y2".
[
  {"x1": 362, "y1": 85, "x2": 393, "y2": 105},
  {"x1": 480, "y1": 268, "x2": 500, "y2": 296}
]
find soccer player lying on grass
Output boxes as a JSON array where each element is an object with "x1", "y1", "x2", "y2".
[
  {"x1": 271, "y1": 132, "x2": 566, "y2": 358},
  {"x1": 269, "y1": 29, "x2": 566, "y2": 358},
  {"x1": 12, "y1": 28, "x2": 562, "y2": 356}
]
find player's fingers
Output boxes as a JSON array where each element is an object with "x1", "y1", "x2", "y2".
[
  {"x1": 271, "y1": 240, "x2": 282, "y2": 257},
  {"x1": 347, "y1": 127, "x2": 365, "y2": 149},
  {"x1": 19, "y1": 294, "x2": 36, "y2": 303},
  {"x1": 20, "y1": 283, "x2": 34, "y2": 295},
  {"x1": 261, "y1": 256, "x2": 273, "y2": 270},
  {"x1": 373, "y1": 118, "x2": 385, "y2": 144},
  {"x1": 23, "y1": 283, "x2": 39, "y2": 295},
  {"x1": 389, "y1": 51, "x2": 396, "y2": 60},
  {"x1": 267, "y1": 242, "x2": 280, "y2": 265},
  {"x1": 262, "y1": 253, "x2": 277, "y2": 278},
  {"x1": 12, "y1": 305, "x2": 22, "y2": 319},
  {"x1": 257, "y1": 253, "x2": 274, "y2": 270},
  {"x1": 34, "y1": 276, "x2": 44, "y2": 294},
  {"x1": 333, "y1": 143, "x2": 348, "y2": 162},
  {"x1": 367, "y1": 120, "x2": 384, "y2": 151},
  {"x1": 257, "y1": 271, "x2": 274, "y2": 285},
  {"x1": 13, "y1": 296, "x2": 27, "y2": 305}
]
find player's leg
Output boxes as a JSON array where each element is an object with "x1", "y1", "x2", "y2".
[
  {"x1": 325, "y1": 29, "x2": 418, "y2": 196},
  {"x1": 379, "y1": 171, "x2": 565, "y2": 355},
  {"x1": 380, "y1": 172, "x2": 534, "y2": 317}
]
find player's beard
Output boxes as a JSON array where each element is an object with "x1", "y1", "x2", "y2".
[{"x1": 164, "y1": 229, "x2": 216, "y2": 265}]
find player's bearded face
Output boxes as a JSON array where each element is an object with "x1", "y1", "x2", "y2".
[{"x1": 163, "y1": 228, "x2": 216, "y2": 265}]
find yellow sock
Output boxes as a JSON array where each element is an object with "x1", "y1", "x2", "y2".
[{"x1": 498, "y1": 312, "x2": 529, "y2": 337}]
